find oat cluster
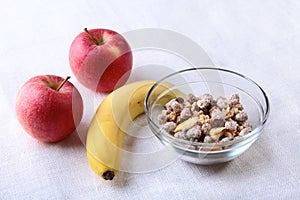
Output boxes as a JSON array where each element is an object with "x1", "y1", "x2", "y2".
[{"x1": 158, "y1": 93, "x2": 252, "y2": 143}]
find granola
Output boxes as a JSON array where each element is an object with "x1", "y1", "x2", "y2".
[{"x1": 157, "y1": 93, "x2": 253, "y2": 144}]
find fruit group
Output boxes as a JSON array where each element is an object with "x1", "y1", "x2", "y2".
[
  {"x1": 86, "y1": 80, "x2": 181, "y2": 180},
  {"x1": 16, "y1": 75, "x2": 83, "y2": 142},
  {"x1": 69, "y1": 28, "x2": 132, "y2": 93}
]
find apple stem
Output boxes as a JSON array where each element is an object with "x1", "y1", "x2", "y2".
[
  {"x1": 56, "y1": 76, "x2": 71, "y2": 92},
  {"x1": 84, "y1": 28, "x2": 99, "y2": 45}
]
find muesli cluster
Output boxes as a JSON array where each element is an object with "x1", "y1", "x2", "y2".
[{"x1": 158, "y1": 93, "x2": 252, "y2": 143}]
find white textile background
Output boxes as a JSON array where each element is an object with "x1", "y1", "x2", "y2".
[{"x1": 1, "y1": 0, "x2": 300, "y2": 199}]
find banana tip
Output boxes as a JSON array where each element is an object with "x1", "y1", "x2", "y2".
[{"x1": 103, "y1": 170, "x2": 115, "y2": 180}]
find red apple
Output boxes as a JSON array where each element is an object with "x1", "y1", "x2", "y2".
[
  {"x1": 69, "y1": 28, "x2": 132, "y2": 93},
  {"x1": 16, "y1": 75, "x2": 83, "y2": 142}
]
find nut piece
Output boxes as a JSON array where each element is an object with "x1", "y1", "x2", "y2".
[
  {"x1": 183, "y1": 101, "x2": 192, "y2": 108},
  {"x1": 185, "y1": 93, "x2": 197, "y2": 104},
  {"x1": 197, "y1": 99, "x2": 210, "y2": 109},
  {"x1": 237, "y1": 125, "x2": 244, "y2": 132},
  {"x1": 191, "y1": 102, "x2": 200, "y2": 112},
  {"x1": 165, "y1": 99, "x2": 183, "y2": 113},
  {"x1": 201, "y1": 123, "x2": 211, "y2": 135},
  {"x1": 239, "y1": 127, "x2": 252, "y2": 136},
  {"x1": 203, "y1": 136, "x2": 214, "y2": 143},
  {"x1": 162, "y1": 122, "x2": 177, "y2": 133},
  {"x1": 186, "y1": 125, "x2": 202, "y2": 140},
  {"x1": 242, "y1": 122, "x2": 252, "y2": 129},
  {"x1": 209, "y1": 127, "x2": 226, "y2": 141},
  {"x1": 176, "y1": 116, "x2": 183, "y2": 124},
  {"x1": 226, "y1": 106, "x2": 241, "y2": 119},
  {"x1": 200, "y1": 93, "x2": 213, "y2": 104},
  {"x1": 211, "y1": 99, "x2": 217, "y2": 107},
  {"x1": 167, "y1": 111, "x2": 177, "y2": 122},
  {"x1": 174, "y1": 131, "x2": 187, "y2": 140},
  {"x1": 229, "y1": 94, "x2": 240, "y2": 106},
  {"x1": 216, "y1": 96, "x2": 228, "y2": 109},
  {"x1": 235, "y1": 111, "x2": 248, "y2": 122},
  {"x1": 165, "y1": 99, "x2": 175, "y2": 110},
  {"x1": 224, "y1": 131, "x2": 234, "y2": 139},
  {"x1": 162, "y1": 109, "x2": 170, "y2": 115},
  {"x1": 171, "y1": 101, "x2": 183, "y2": 113},
  {"x1": 234, "y1": 103, "x2": 244, "y2": 110},
  {"x1": 225, "y1": 120, "x2": 238, "y2": 131},
  {"x1": 175, "y1": 97, "x2": 184, "y2": 104},
  {"x1": 211, "y1": 108, "x2": 226, "y2": 120},
  {"x1": 198, "y1": 114, "x2": 211, "y2": 125},
  {"x1": 158, "y1": 113, "x2": 167, "y2": 125},
  {"x1": 225, "y1": 106, "x2": 235, "y2": 118},
  {"x1": 180, "y1": 108, "x2": 192, "y2": 121},
  {"x1": 174, "y1": 117, "x2": 198, "y2": 132},
  {"x1": 211, "y1": 108, "x2": 226, "y2": 127}
]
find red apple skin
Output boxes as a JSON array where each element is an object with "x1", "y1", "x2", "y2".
[
  {"x1": 16, "y1": 75, "x2": 83, "y2": 143},
  {"x1": 69, "y1": 28, "x2": 132, "y2": 93}
]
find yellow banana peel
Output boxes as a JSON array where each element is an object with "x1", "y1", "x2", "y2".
[{"x1": 86, "y1": 80, "x2": 183, "y2": 180}]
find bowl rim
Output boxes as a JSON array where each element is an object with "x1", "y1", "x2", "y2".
[{"x1": 144, "y1": 67, "x2": 270, "y2": 152}]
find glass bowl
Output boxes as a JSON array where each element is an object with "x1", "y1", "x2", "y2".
[{"x1": 144, "y1": 67, "x2": 270, "y2": 165}]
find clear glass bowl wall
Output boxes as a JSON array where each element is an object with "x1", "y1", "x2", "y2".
[{"x1": 145, "y1": 67, "x2": 270, "y2": 165}]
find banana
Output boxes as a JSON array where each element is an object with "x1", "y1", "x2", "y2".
[{"x1": 86, "y1": 80, "x2": 182, "y2": 180}]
